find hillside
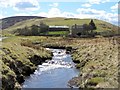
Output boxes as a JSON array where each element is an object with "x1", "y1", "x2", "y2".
[
  {"x1": 0, "y1": 16, "x2": 45, "y2": 30},
  {"x1": 1, "y1": 16, "x2": 119, "y2": 36}
]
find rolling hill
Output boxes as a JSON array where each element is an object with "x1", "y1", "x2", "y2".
[
  {"x1": 0, "y1": 16, "x2": 45, "y2": 30},
  {"x1": 1, "y1": 16, "x2": 119, "y2": 36}
]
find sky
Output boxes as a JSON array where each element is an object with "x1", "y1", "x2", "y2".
[{"x1": 0, "y1": 0, "x2": 119, "y2": 25}]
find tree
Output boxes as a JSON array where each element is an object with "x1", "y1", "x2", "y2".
[
  {"x1": 31, "y1": 25, "x2": 39, "y2": 36},
  {"x1": 39, "y1": 22, "x2": 49, "y2": 34},
  {"x1": 89, "y1": 19, "x2": 97, "y2": 30},
  {"x1": 15, "y1": 22, "x2": 49, "y2": 36},
  {"x1": 23, "y1": 26, "x2": 31, "y2": 36},
  {"x1": 15, "y1": 26, "x2": 31, "y2": 36}
]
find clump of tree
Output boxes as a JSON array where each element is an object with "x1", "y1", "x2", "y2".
[
  {"x1": 31, "y1": 25, "x2": 39, "y2": 36},
  {"x1": 14, "y1": 22, "x2": 49, "y2": 36},
  {"x1": 39, "y1": 22, "x2": 49, "y2": 35},
  {"x1": 14, "y1": 26, "x2": 32, "y2": 36},
  {"x1": 87, "y1": 19, "x2": 97, "y2": 35},
  {"x1": 89, "y1": 19, "x2": 97, "y2": 30}
]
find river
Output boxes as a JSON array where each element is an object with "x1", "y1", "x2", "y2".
[{"x1": 22, "y1": 49, "x2": 79, "y2": 89}]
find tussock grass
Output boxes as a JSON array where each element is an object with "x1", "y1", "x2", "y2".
[
  {"x1": 1, "y1": 36, "x2": 119, "y2": 89},
  {"x1": 71, "y1": 37, "x2": 119, "y2": 88},
  {"x1": 1, "y1": 36, "x2": 52, "y2": 89}
]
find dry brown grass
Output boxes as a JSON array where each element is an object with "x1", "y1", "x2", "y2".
[{"x1": 71, "y1": 36, "x2": 119, "y2": 88}]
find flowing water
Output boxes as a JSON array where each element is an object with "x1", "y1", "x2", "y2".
[{"x1": 22, "y1": 49, "x2": 79, "y2": 88}]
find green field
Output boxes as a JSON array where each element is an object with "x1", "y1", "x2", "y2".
[{"x1": 48, "y1": 31, "x2": 69, "y2": 35}]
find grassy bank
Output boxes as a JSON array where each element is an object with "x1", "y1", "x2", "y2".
[
  {"x1": 24, "y1": 36, "x2": 119, "y2": 88},
  {"x1": 70, "y1": 37, "x2": 119, "y2": 88},
  {"x1": 1, "y1": 36, "x2": 119, "y2": 89},
  {"x1": 19, "y1": 36, "x2": 119, "y2": 88},
  {"x1": 1, "y1": 36, "x2": 52, "y2": 90}
]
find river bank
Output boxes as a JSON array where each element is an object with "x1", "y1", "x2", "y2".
[
  {"x1": 27, "y1": 36, "x2": 119, "y2": 88},
  {"x1": 1, "y1": 36, "x2": 119, "y2": 89},
  {"x1": 69, "y1": 37, "x2": 119, "y2": 88},
  {"x1": 1, "y1": 37, "x2": 52, "y2": 90}
]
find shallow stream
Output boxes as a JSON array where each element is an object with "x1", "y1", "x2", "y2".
[{"x1": 22, "y1": 49, "x2": 79, "y2": 88}]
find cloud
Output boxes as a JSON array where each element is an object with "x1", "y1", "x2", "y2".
[
  {"x1": 43, "y1": 7, "x2": 117, "y2": 25},
  {"x1": 48, "y1": 8, "x2": 61, "y2": 17},
  {"x1": 0, "y1": 14, "x2": 4, "y2": 19},
  {"x1": 34, "y1": 7, "x2": 61, "y2": 17},
  {"x1": 81, "y1": 0, "x2": 109, "y2": 8},
  {"x1": 33, "y1": 6, "x2": 117, "y2": 25},
  {"x1": 0, "y1": 10, "x2": 4, "y2": 19},
  {"x1": 14, "y1": 13, "x2": 30, "y2": 16},
  {"x1": 76, "y1": 8, "x2": 118, "y2": 24},
  {"x1": 35, "y1": 12, "x2": 48, "y2": 17},
  {"x1": 77, "y1": 8, "x2": 106, "y2": 15},
  {"x1": 0, "y1": 0, "x2": 40, "y2": 11},
  {"x1": 49, "y1": 3, "x2": 59, "y2": 7},
  {"x1": 35, "y1": 11, "x2": 75, "y2": 18},
  {"x1": 76, "y1": 8, "x2": 117, "y2": 25},
  {"x1": 88, "y1": 0, "x2": 101, "y2": 4},
  {"x1": 81, "y1": 3, "x2": 92, "y2": 7},
  {"x1": 88, "y1": 0, "x2": 110, "y2": 4},
  {"x1": 62, "y1": 12, "x2": 75, "y2": 18},
  {"x1": 111, "y1": 3, "x2": 118, "y2": 12}
]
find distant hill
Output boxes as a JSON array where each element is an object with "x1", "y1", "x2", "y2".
[
  {"x1": 1, "y1": 16, "x2": 119, "y2": 36},
  {"x1": 0, "y1": 16, "x2": 45, "y2": 29}
]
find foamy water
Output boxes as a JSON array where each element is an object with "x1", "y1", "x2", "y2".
[
  {"x1": 31, "y1": 49, "x2": 74, "y2": 75},
  {"x1": 34, "y1": 61, "x2": 74, "y2": 75},
  {"x1": 23, "y1": 49, "x2": 79, "y2": 88}
]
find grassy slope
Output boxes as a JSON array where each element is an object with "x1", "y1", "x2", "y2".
[
  {"x1": 71, "y1": 37, "x2": 119, "y2": 88},
  {"x1": 1, "y1": 36, "x2": 52, "y2": 89},
  {"x1": 2, "y1": 17, "x2": 118, "y2": 36},
  {"x1": 0, "y1": 16, "x2": 45, "y2": 30}
]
